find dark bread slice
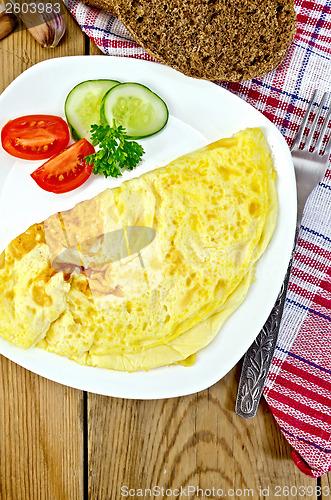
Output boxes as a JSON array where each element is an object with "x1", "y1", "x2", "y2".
[{"x1": 84, "y1": 0, "x2": 297, "y2": 82}]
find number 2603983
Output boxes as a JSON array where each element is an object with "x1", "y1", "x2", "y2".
[
  {"x1": 274, "y1": 485, "x2": 330, "y2": 497},
  {"x1": 5, "y1": 2, "x2": 62, "y2": 15}
]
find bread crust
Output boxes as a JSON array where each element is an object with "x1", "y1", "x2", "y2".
[
  {"x1": 83, "y1": 0, "x2": 117, "y2": 14},
  {"x1": 83, "y1": 0, "x2": 297, "y2": 82}
]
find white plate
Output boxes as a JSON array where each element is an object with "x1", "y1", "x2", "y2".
[{"x1": 0, "y1": 56, "x2": 296, "y2": 399}]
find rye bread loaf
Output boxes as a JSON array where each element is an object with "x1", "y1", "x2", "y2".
[{"x1": 84, "y1": 0, "x2": 297, "y2": 82}]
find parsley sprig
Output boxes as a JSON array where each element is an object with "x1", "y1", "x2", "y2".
[{"x1": 85, "y1": 122, "x2": 145, "y2": 178}]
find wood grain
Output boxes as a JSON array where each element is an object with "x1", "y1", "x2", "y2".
[
  {"x1": 0, "y1": 359, "x2": 84, "y2": 500},
  {"x1": 321, "y1": 475, "x2": 331, "y2": 499},
  {"x1": 88, "y1": 365, "x2": 317, "y2": 499},
  {"x1": 0, "y1": 8, "x2": 85, "y2": 93},
  {"x1": 0, "y1": 11, "x2": 85, "y2": 500}
]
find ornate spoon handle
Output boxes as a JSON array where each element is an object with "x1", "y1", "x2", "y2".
[{"x1": 235, "y1": 233, "x2": 297, "y2": 418}]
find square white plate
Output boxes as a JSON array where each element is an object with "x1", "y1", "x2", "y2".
[{"x1": 0, "y1": 56, "x2": 296, "y2": 398}]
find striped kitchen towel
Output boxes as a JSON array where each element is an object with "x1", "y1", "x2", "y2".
[
  {"x1": 264, "y1": 167, "x2": 331, "y2": 478},
  {"x1": 64, "y1": 0, "x2": 331, "y2": 476}
]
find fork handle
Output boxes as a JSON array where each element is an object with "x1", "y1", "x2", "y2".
[{"x1": 235, "y1": 229, "x2": 298, "y2": 418}]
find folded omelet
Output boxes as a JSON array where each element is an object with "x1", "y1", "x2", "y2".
[{"x1": 0, "y1": 128, "x2": 277, "y2": 371}]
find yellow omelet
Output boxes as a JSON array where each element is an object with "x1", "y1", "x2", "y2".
[{"x1": 0, "y1": 128, "x2": 277, "y2": 371}]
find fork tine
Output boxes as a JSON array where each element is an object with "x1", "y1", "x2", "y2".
[
  {"x1": 323, "y1": 127, "x2": 331, "y2": 159},
  {"x1": 316, "y1": 100, "x2": 331, "y2": 155},
  {"x1": 304, "y1": 92, "x2": 329, "y2": 152},
  {"x1": 292, "y1": 89, "x2": 318, "y2": 150}
]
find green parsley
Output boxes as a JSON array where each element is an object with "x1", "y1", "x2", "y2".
[{"x1": 85, "y1": 121, "x2": 145, "y2": 178}]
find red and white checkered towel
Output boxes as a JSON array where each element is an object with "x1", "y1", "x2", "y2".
[{"x1": 63, "y1": 0, "x2": 331, "y2": 477}]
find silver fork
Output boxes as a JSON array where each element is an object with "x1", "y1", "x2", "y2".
[{"x1": 236, "y1": 90, "x2": 331, "y2": 418}]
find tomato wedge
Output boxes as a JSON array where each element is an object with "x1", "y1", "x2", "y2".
[
  {"x1": 30, "y1": 139, "x2": 95, "y2": 194},
  {"x1": 1, "y1": 115, "x2": 70, "y2": 160}
]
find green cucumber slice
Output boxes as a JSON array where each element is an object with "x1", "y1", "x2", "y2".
[
  {"x1": 100, "y1": 82, "x2": 169, "y2": 139},
  {"x1": 65, "y1": 79, "x2": 120, "y2": 141}
]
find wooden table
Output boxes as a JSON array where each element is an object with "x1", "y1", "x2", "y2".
[{"x1": 0, "y1": 9, "x2": 329, "y2": 500}]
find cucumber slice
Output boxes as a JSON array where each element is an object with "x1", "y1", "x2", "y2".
[
  {"x1": 65, "y1": 79, "x2": 120, "y2": 141},
  {"x1": 100, "y1": 83, "x2": 169, "y2": 139}
]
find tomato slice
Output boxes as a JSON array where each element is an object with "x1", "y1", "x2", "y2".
[
  {"x1": 1, "y1": 115, "x2": 70, "y2": 160},
  {"x1": 30, "y1": 139, "x2": 95, "y2": 194}
]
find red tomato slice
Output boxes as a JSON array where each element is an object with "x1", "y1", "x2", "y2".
[
  {"x1": 1, "y1": 115, "x2": 70, "y2": 160},
  {"x1": 30, "y1": 139, "x2": 95, "y2": 194}
]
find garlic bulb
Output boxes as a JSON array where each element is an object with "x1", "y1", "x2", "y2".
[
  {"x1": 11, "y1": 1, "x2": 66, "y2": 48},
  {"x1": 0, "y1": 4, "x2": 17, "y2": 40}
]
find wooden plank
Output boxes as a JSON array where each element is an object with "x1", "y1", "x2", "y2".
[
  {"x1": 321, "y1": 475, "x2": 331, "y2": 498},
  {"x1": 0, "y1": 359, "x2": 84, "y2": 500},
  {"x1": 88, "y1": 365, "x2": 317, "y2": 499},
  {"x1": 0, "y1": 10, "x2": 85, "y2": 500},
  {"x1": 0, "y1": 9, "x2": 85, "y2": 92}
]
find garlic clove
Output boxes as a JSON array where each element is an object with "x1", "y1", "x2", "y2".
[
  {"x1": 0, "y1": 4, "x2": 17, "y2": 40},
  {"x1": 25, "y1": 13, "x2": 66, "y2": 48},
  {"x1": 49, "y1": 12, "x2": 65, "y2": 47}
]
